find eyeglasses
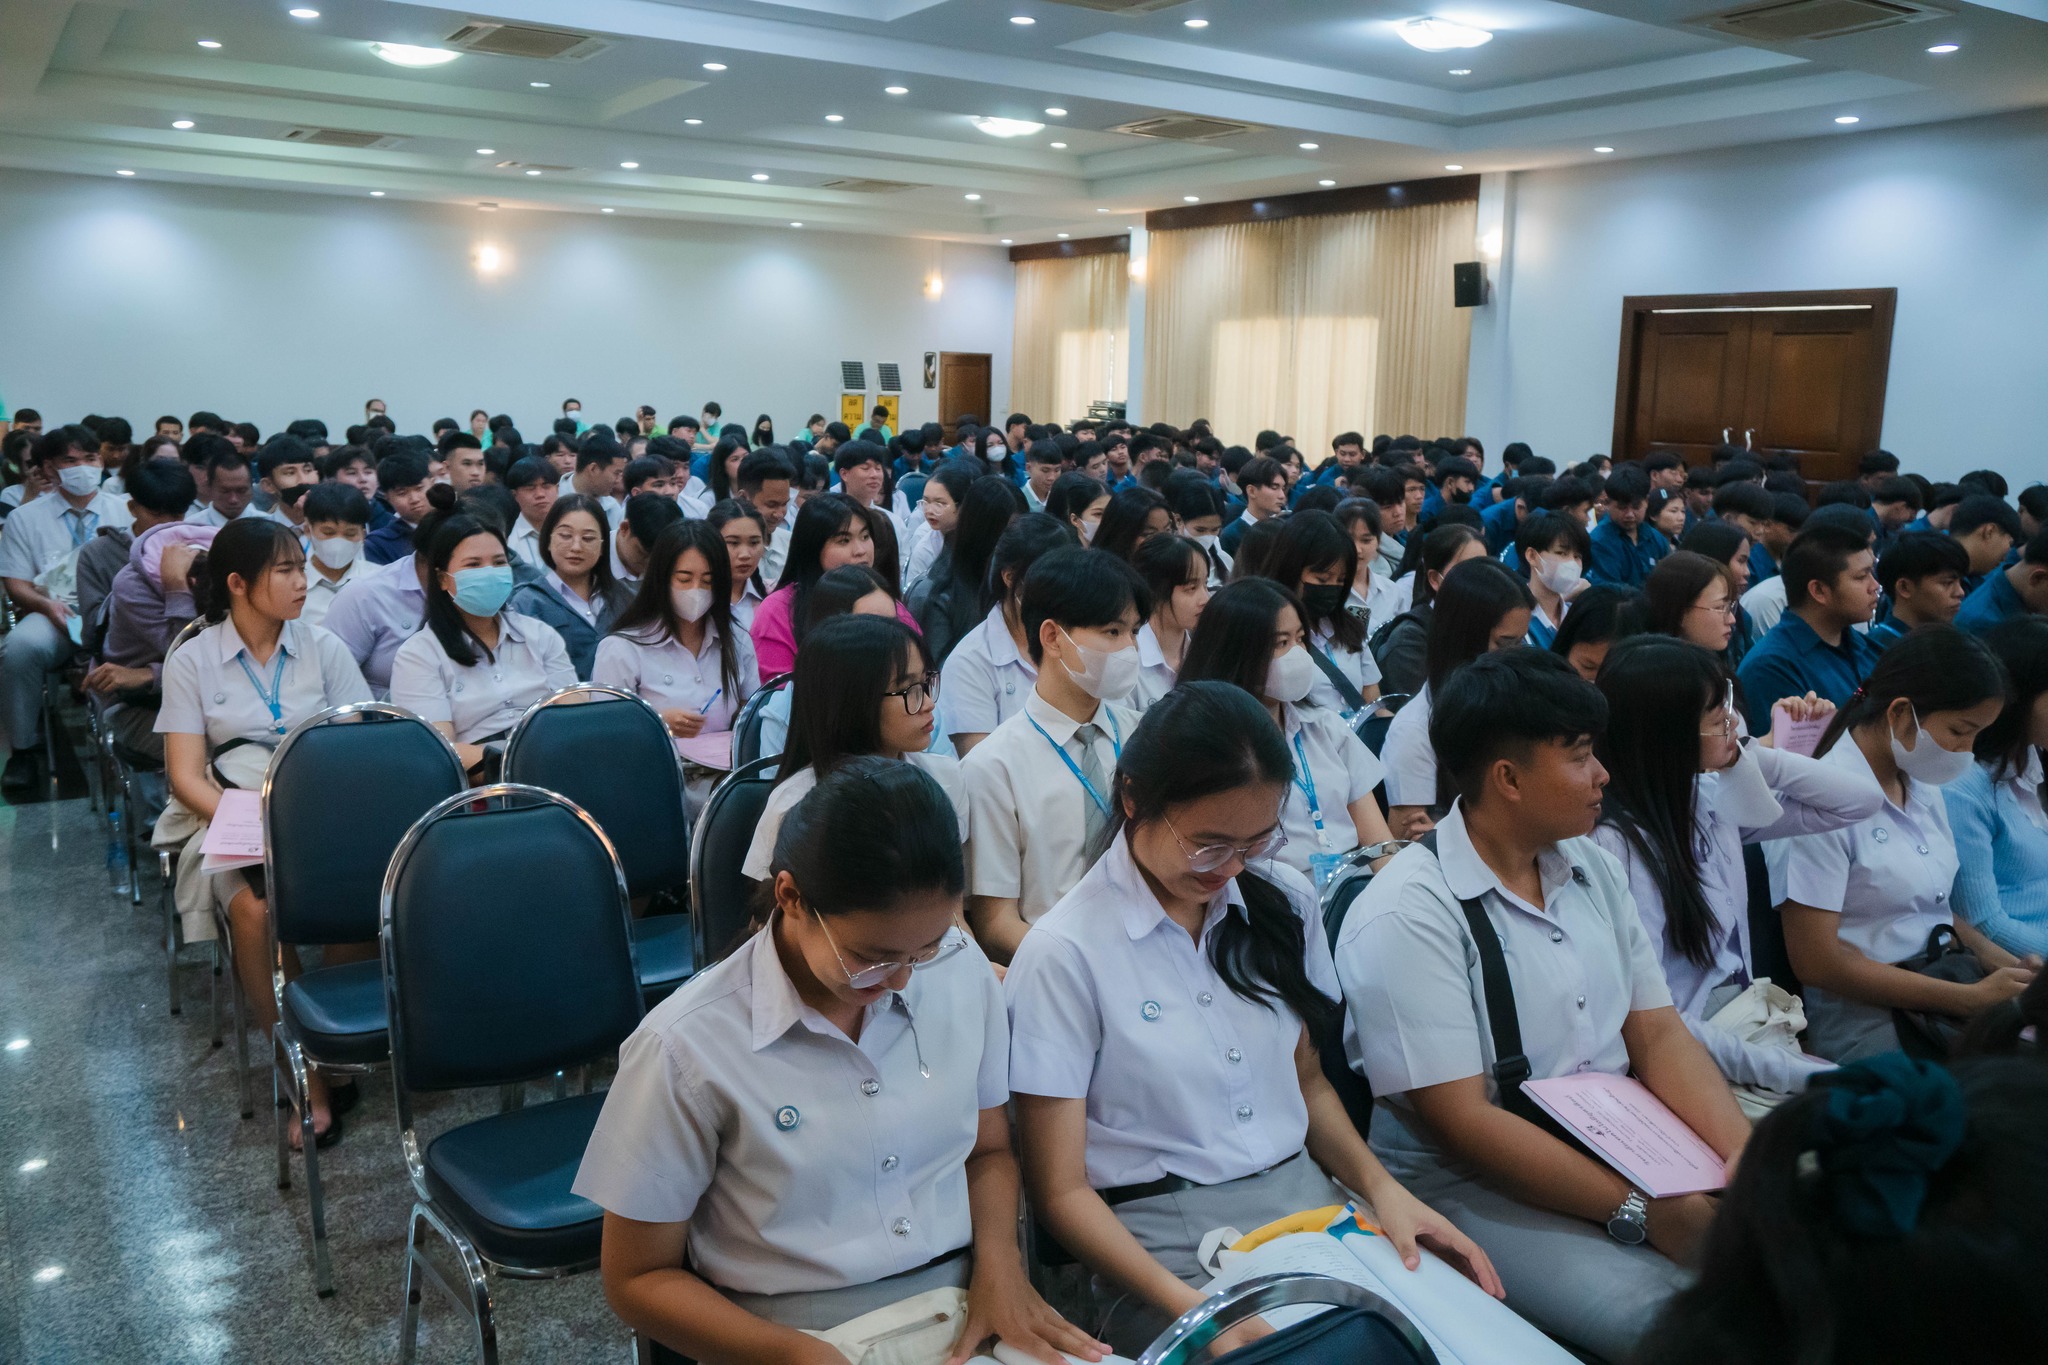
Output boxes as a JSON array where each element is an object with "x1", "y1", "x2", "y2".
[
  {"x1": 1689, "y1": 600, "x2": 1739, "y2": 619},
  {"x1": 1700, "y1": 710, "x2": 1740, "y2": 740},
  {"x1": 1164, "y1": 814, "x2": 1288, "y2": 873},
  {"x1": 815, "y1": 911, "x2": 967, "y2": 990},
  {"x1": 882, "y1": 671, "x2": 940, "y2": 714}
]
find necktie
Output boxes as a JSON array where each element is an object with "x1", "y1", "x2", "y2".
[
  {"x1": 1074, "y1": 722, "x2": 1110, "y2": 844},
  {"x1": 67, "y1": 509, "x2": 96, "y2": 548}
]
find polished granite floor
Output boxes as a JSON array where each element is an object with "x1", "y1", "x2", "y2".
[{"x1": 0, "y1": 785, "x2": 629, "y2": 1364}]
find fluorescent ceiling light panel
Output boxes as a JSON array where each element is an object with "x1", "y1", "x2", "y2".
[
  {"x1": 972, "y1": 116, "x2": 1043, "y2": 137},
  {"x1": 1396, "y1": 18, "x2": 1493, "y2": 52},
  {"x1": 370, "y1": 42, "x2": 459, "y2": 67}
]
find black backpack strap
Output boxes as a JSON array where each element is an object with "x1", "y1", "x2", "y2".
[
  {"x1": 1303, "y1": 639, "x2": 1369, "y2": 713},
  {"x1": 1417, "y1": 831, "x2": 1549, "y2": 1131}
]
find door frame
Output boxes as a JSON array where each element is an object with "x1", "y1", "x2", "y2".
[
  {"x1": 936, "y1": 351, "x2": 993, "y2": 442},
  {"x1": 1610, "y1": 287, "x2": 1896, "y2": 461}
]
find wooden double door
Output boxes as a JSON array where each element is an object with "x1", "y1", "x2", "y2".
[{"x1": 1611, "y1": 289, "x2": 1895, "y2": 484}]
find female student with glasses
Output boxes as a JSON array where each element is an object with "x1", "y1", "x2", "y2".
[
  {"x1": 1007, "y1": 682, "x2": 1499, "y2": 1356},
  {"x1": 577, "y1": 759, "x2": 1102, "y2": 1365}
]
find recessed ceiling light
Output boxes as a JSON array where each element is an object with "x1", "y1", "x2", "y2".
[
  {"x1": 1183, "y1": 195, "x2": 1199, "y2": 202},
  {"x1": 289, "y1": 8, "x2": 320, "y2": 18},
  {"x1": 172, "y1": 120, "x2": 195, "y2": 130},
  {"x1": 825, "y1": 114, "x2": 844, "y2": 122},
  {"x1": 1097, "y1": 207, "x2": 1109, "y2": 212},
  {"x1": 1184, "y1": 18, "x2": 1209, "y2": 28},
  {"x1": 684, "y1": 119, "x2": 703, "y2": 125},
  {"x1": 197, "y1": 39, "x2": 222, "y2": 49},
  {"x1": 1057, "y1": 232, "x2": 1070, "y2": 238},
  {"x1": 529, "y1": 81, "x2": 550, "y2": 88},
  {"x1": 790, "y1": 221, "x2": 803, "y2": 227},
  {"x1": 1045, "y1": 107, "x2": 1067, "y2": 117},
  {"x1": 1927, "y1": 43, "x2": 1959, "y2": 54},
  {"x1": 1835, "y1": 114, "x2": 1860, "y2": 124},
  {"x1": 1001, "y1": 238, "x2": 1013, "y2": 244},
  {"x1": 369, "y1": 42, "x2": 457, "y2": 67},
  {"x1": 476, "y1": 147, "x2": 495, "y2": 155},
  {"x1": 370, "y1": 190, "x2": 385, "y2": 196},
  {"x1": 1299, "y1": 142, "x2": 1319, "y2": 150},
  {"x1": 965, "y1": 193, "x2": 982, "y2": 200},
  {"x1": 1594, "y1": 145, "x2": 1614, "y2": 153},
  {"x1": 703, "y1": 62, "x2": 726, "y2": 71},
  {"x1": 33, "y1": 1268, "x2": 63, "y2": 1284},
  {"x1": 524, "y1": 168, "x2": 541, "y2": 175},
  {"x1": 751, "y1": 172, "x2": 770, "y2": 181},
  {"x1": 19, "y1": 1158, "x2": 47, "y2": 1172},
  {"x1": 1445, "y1": 163, "x2": 1463, "y2": 170},
  {"x1": 885, "y1": 85, "x2": 909, "y2": 95},
  {"x1": 602, "y1": 207, "x2": 614, "y2": 213},
  {"x1": 5, "y1": 1038, "x2": 28, "y2": 1050},
  {"x1": 972, "y1": 116, "x2": 1044, "y2": 138},
  {"x1": 1397, "y1": 17, "x2": 1493, "y2": 51},
  {"x1": 1319, "y1": 178, "x2": 1336, "y2": 186},
  {"x1": 1010, "y1": 15, "x2": 1036, "y2": 25},
  {"x1": 1050, "y1": 141, "x2": 1067, "y2": 149},
  {"x1": 116, "y1": 169, "x2": 135, "y2": 176},
  {"x1": 620, "y1": 161, "x2": 639, "y2": 169},
  {"x1": 1448, "y1": 68, "x2": 1472, "y2": 76}
]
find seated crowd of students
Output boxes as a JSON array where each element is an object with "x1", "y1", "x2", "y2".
[{"x1": 7, "y1": 397, "x2": 2048, "y2": 1364}]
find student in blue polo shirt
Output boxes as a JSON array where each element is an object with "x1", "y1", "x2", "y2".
[
  {"x1": 1418, "y1": 455, "x2": 1480, "y2": 521},
  {"x1": 1867, "y1": 532, "x2": 1969, "y2": 652},
  {"x1": 1587, "y1": 465, "x2": 1670, "y2": 589},
  {"x1": 1736, "y1": 523, "x2": 1884, "y2": 733},
  {"x1": 1947, "y1": 495, "x2": 2021, "y2": 594},
  {"x1": 1954, "y1": 529, "x2": 2048, "y2": 636}
]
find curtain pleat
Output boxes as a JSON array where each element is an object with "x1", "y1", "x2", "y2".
[{"x1": 1009, "y1": 252, "x2": 1130, "y2": 423}]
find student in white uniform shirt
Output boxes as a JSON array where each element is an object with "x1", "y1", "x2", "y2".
[
  {"x1": 503, "y1": 455, "x2": 558, "y2": 569},
  {"x1": 1127, "y1": 534, "x2": 1209, "y2": 710},
  {"x1": 506, "y1": 494, "x2": 634, "y2": 680},
  {"x1": 253, "y1": 439, "x2": 319, "y2": 542},
  {"x1": 388, "y1": 504, "x2": 577, "y2": 779},
  {"x1": 1044, "y1": 472, "x2": 1110, "y2": 549},
  {"x1": 1009, "y1": 683, "x2": 1500, "y2": 1355},
  {"x1": 576, "y1": 759, "x2": 1103, "y2": 1365},
  {"x1": 939, "y1": 516, "x2": 1067, "y2": 754},
  {"x1": 1019, "y1": 440, "x2": 1063, "y2": 515},
  {"x1": 296, "y1": 484, "x2": 373, "y2": 629},
  {"x1": 734, "y1": 448, "x2": 797, "y2": 588},
  {"x1": 963, "y1": 549, "x2": 1147, "y2": 964},
  {"x1": 1268, "y1": 511, "x2": 1383, "y2": 716},
  {"x1": 1773, "y1": 626, "x2": 2034, "y2": 1062},
  {"x1": 707, "y1": 499, "x2": 769, "y2": 633},
  {"x1": 155, "y1": 518, "x2": 373, "y2": 1145},
  {"x1": 1163, "y1": 472, "x2": 1232, "y2": 589},
  {"x1": 1179, "y1": 579, "x2": 1398, "y2": 887},
  {"x1": 1591, "y1": 637, "x2": 1882, "y2": 1093},
  {"x1": 901, "y1": 463, "x2": 975, "y2": 595},
  {"x1": 1334, "y1": 497, "x2": 1398, "y2": 637},
  {"x1": 1337, "y1": 649, "x2": 1752, "y2": 1362},
  {"x1": 1381, "y1": 559, "x2": 1535, "y2": 841},
  {"x1": 183, "y1": 440, "x2": 256, "y2": 527},
  {"x1": 742, "y1": 615, "x2": 964, "y2": 881}
]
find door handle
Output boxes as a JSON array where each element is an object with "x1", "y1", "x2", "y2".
[
  {"x1": 1743, "y1": 428, "x2": 1755, "y2": 449},
  {"x1": 1722, "y1": 427, "x2": 1732, "y2": 444}
]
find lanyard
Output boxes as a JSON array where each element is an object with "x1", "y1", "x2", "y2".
[
  {"x1": 236, "y1": 647, "x2": 290, "y2": 736},
  {"x1": 1292, "y1": 730, "x2": 1341, "y2": 853},
  {"x1": 1027, "y1": 708, "x2": 1122, "y2": 820}
]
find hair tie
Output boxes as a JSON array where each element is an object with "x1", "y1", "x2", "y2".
[
  {"x1": 1847, "y1": 685, "x2": 1869, "y2": 706},
  {"x1": 1807, "y1": 1053, "x2": 1965, "y2": 1238}
]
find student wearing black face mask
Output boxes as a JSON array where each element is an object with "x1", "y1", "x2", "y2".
[
  {"x1": 256, "y1": 438, "x2": 319, "y2": 538},
  {"x1": 1263, "y1": 510, "x2": 1381, "y2": 718}
]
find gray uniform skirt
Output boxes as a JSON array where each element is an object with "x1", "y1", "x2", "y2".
[{"x1": 720, "y1": 1248, "x2": 972, "y2": 1332}]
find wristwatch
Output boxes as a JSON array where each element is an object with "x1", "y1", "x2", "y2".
[{"x1": 1605, "y1": 1190, "x2": 1649, "y2": 1246}]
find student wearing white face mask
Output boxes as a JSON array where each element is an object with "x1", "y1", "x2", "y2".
[
  {"x1": 1164, "y1": 472, "x2": 1231, "y2": 588},
  {"x1": 1178, "y1": 581, "x2": 1398, "y2": 886},
  {"x1": 1335, "y1": 498, "x2": 1400, "y2": 637},
  {"x1": 297, "y1": 483, "x2": 372, "y2": 629},
  {"x1": 963, "y1": 550, "x2": 1149, "y2": 964},
  {"x1": 1773, "y1": 626, "x2": 2035, "y2": 1061},
  {"x1": 1513, "y1": 511, "x2": 1591, "y2": 650}
]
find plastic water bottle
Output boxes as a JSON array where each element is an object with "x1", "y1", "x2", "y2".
[{"x1": 106, "y1": 808, "x2": 131, "y2": 895}]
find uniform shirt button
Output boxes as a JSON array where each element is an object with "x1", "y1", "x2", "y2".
[
  {"x1": 1235, "y1": 1105, "x2": 1253, "y2": 1122},
  {"x1": 1198, "y1": 992, "x2": 1215, "y2": 1007},
  {"x1": 661, "y1": 673, "x2": 674, "y2": 685},
  {"x1": 1917, "y1": 845, "x2": 1930, "y2": 855},
  {"x1": 1551, "y1": 930, "x2": 1564, "y2": 943},
  {"x1": 1576, "y1": 995, "x2": 1587, "y2": 1009},
  {"x1": 1935, "y1": 891, "x2": 1947, "y2": 903},
  {"x1": 861, "y1": 1079, "x2": 881, "y2": 1096},
  {"x1": 1226, "y1": 1048, "x2": 1243, "y2": 1064},
  {"x1": 891, "y1": 1218, "x2": 911, "y2": 1237},
  {"x1": 492, "y1": 671, "x2": 503, "y2": 683},
  {"x1": 882, "y1": 1155, "x2": 899, "y2": 1171},
  {"x1": 212, "y1": 692, "x2": 227, "y2": 704}
]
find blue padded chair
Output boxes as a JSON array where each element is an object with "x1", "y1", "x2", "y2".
[
  {"x1": 687, "y1": 755, "x2": 780, "y2": 967},
  {"x1": 263, "y1": 702, "x2": 467, "y2": 1297},
  {"x1": 1138, "y1": 1271, "x2": 1439, "y2": 1364},
  {"x1": 504, "y1": 685, "x2": 696, "y2": 1002},
  {"x1": 383, "y1": 783, "x2": 644, "y2": 1365},
  {"x1": 730, "y1": 674, "x2": 789, "y2": 769}
]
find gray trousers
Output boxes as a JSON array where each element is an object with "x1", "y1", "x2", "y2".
[
  {"x1": 1375, "y1": 1113, "x2": 1691, "y2": 1364},
  {"x1": 1803, "y1": 988, "x2": 1902, "y2": 1063},
  {"x1": 1, "y1": 611, "x2": 70, "y2": 750}
]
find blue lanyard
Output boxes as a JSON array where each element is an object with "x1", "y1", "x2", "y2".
[
  {"x1": 1291, "y1": 731, "x2": 1327, "y2": 836},
  {"x1": 236, "y1": 647, "x2": 290, "y2": 736},
  {"x1": 1027, "y1": 708, "x2": 1122, "y2": 819}
]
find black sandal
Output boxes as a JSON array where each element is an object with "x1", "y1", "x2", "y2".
[{"x1": 326, "y1": 1080, "x2": 361, "y2": 1119}]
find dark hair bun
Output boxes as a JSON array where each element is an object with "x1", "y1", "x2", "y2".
[{"x1": 426, "y1": 481, "x2": 457, "y2": 513}]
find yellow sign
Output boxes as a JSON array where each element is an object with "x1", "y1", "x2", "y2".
[
  {"x1": 876, "y1": 394, "x2": 900, "y2": 431},
  {"x1": 840, "y1": 393, "x2": 866, "y2": 428}
]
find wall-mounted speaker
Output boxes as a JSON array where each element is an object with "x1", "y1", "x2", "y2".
[{"x1": 1454, "y1": 260, "x2": 1487, "y2": 308}]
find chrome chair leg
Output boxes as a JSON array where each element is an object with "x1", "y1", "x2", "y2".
[
  {"x1": 275, "y1": 1031, "x2": 334, "y2": 1296},
  {"x1": 118, "y1": 767, "x2": 143, "y2": 908},
  {"x1": 208, "y1": 943, "x2": 223, "y2": 1049},
  {"x1": 161, "y1": 855, "x2": 181, "y2": 1017},
  {"x1": 409, "y1": 1202, "x2": 499, "y2": 1365},
  {"x1": 40, "y1": 673, "x2": 61, "y2": 805},
  {"x1": 399, "y1": 1206, "x2": 427, "y2": 1365},
  {"x1": 273, "y1": 1061, "x2": 292, "y2": 1190}
]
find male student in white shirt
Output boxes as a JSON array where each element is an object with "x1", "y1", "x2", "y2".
[
  {"x1": 1336, "y1": 647, "x2": 1751, "y2": 1363},
  {"x1": 963, "y1": 549, "x2": 1148, "y2": 963},
  {"x1": 297, "y1": 483, "x2": 374, "y2": 628},
  {"x1": 503, "y1": 455, "x2": 557, "y2": 568}
]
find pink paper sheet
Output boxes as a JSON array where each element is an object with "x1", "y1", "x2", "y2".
[
  {"x1": 677, "y1": 730, "x2": 734, "y2": 771},
  {"x1": 199, "y1": 788, "x2": 265, "y2": 869},
  {"x1": 1522, "y1": 1073, "x2": 1729, "y2": 1197},
  {"x1": 1770, "y1": 703, "x2": 1833, "y2": 757}
]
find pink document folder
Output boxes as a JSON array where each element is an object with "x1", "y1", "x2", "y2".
[{"x1": 1522, "y1": 1073, "x2": 1730, "y2": 1197}]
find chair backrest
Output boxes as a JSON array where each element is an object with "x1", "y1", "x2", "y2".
[
  {"x1": 264, "y1": 703, "x2": 467, "y2": 946},
  {"x1": 503, "y1": 685, "x2": 690, "y2": 898},
  {"x1": 731, "y1": 676, "x2": 789, "y2": 769},
  {"x1": 1318, "y1": 865, "x2": 1378, "y2": 1137},
  {"x1": 382, "y1": 784, "x2": 643, "y2": 1094},
  {"x1": 689, "y1": 755, "x2": 780, "y2": 965},
  {"x1": 1357, "y1": 693, "x2": 1409, "y2": 758},
  {"x1": 1138, "y1": 1271, "x2": 1437, "y2": 1365}
]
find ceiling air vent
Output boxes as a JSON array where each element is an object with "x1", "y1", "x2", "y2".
[
  {"x1": 444, "y1": 22, "x2": 609, "y2": 61},
  {"x1": 841, "y1": 361, "x2": 867, "y2": 390},
  {"x1": 1109, "y1": 115, "x2": 1257, "y2": 142},
  {"x1": 820, "y1": 177, "x2": 924, "y2": 193},
  {"x1": 1036, "y1": 0, "x2": 1187, "y2": 12},
  {"x1": 282, "y1": 127, "x2": 403, "y2": 150},
  {"x1": 1696, "y1": 0, "x2": 1947, "y2": 41},
  {"x1": 878, "y1": 363, "x2": 902, "y2": 393},
  {"x1": 494, "y1": 160, "x2": 575, "y2": 173}
]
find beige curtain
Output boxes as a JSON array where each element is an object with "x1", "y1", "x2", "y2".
[
  {"x1": 1011, "y1": 252, "x2": 1129, "y2": 423},
  {"x1": 1143, "y1": 197, "x2": 1476, "y2": 453}
]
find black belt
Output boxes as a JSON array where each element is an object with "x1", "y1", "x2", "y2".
[{"x1": 1096, "y1": 1150, "x2": 1305, "y2": 1209}]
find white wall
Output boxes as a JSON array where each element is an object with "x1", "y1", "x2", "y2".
[
  {"x1": 0, "y1": 168, "x2": 1012, "y2": 439},
  {"x1": 1469, "y1": 108, "x2": 2048, "y2": 484}
]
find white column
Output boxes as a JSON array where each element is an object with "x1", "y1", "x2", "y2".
[
  {"x1": 1123, "y1": 227, "x2": 1148, "y2": 424},
  {"x1": 1463, "y1": 172, "x2": 1516, "y2": 449}
]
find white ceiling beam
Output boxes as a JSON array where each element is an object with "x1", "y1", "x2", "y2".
[{"x1": 0, "y1": 0, "x2": 72, "y2": 108}]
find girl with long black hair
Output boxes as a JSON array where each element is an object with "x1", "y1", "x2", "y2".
[
  {"x1": 1263, "y1": 509, "x2": 1382, "y2": 715},
  {"x1": 1008, "y1": 682, "x2": 1499, "y2": 1355},
  {"x1": 1089, "y1": 485, "x2": 1172, "y2": 563},
  {"x1": 1129, "y1": 533, "x2": 1208, "y2": 708},
  {"x1": 752, "y1": 493, "x2": 917, "y2": 677},
  {"x1": 1371, "y1": 522, "x2": 1485, "y2": 697},
  {"x1": 914, "y1": 473, "x2": 1022, "y2": 670},
  {"x1": 1591, "y1": 636, "x2": 1880, "y2": 1093}
]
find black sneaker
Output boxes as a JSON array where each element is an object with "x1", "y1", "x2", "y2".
[{"x1": 1, "y1": 749, "x2": 39, "y2": 793}]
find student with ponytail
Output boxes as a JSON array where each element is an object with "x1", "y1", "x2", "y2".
[
  {"x1": 1008, "y1": 682, "x2": 1499, "y2": 1356},
  {"x1": 1591, "y1": 636, "x2": 1882, "y2": 1093},
  {"x1": 155, "y1": 516, "x2": 372, "y2": 1146},
  {"x1": 1771, "y1": 625, "x2": 2034, "y2": 1061}
]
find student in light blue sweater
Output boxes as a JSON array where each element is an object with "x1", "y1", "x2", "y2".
[{"x1": 1947, "y1": 618, "x2": 2048, "y2": 961}]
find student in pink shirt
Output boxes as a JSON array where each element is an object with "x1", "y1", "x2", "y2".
[{"x1": 750, "y1": 493, "x2": 917, "y2": 677}]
